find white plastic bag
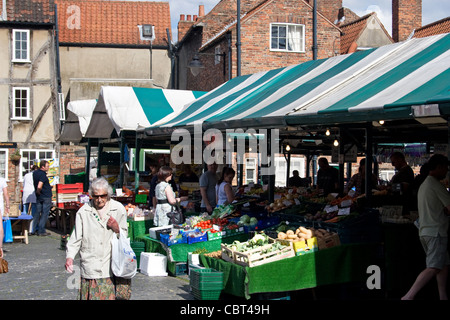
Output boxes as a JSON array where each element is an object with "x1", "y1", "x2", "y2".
[{"x1": 111, "y1": 229, "x2": 137, "y2": 279}]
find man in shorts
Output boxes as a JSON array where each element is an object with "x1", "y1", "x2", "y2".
[{"x1": 402, "y1": 154, "x2": 450, "y2": 300}]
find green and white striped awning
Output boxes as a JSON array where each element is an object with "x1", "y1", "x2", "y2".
[
  {"x1": 84, "y1": 86, "x2": 207, "y2": 138},
  {"x1": 147, "y1": 33, "x2": 450, "y2": 132}
]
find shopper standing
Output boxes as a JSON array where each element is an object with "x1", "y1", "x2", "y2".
[
  {"x1": 33, "y1": 160, "x2": 52, "y2": 236},
  {"x1": 402, "y1": 154, "x2": 450, "y2": 300},
  {"x1": 23, "y1": 165, "x2": 37, "y2": 233},
  {"x1": 0, "y1": 177, "x2": 10, "y2": 258},
  {"x1": 199, "y1": 163, "x2": 218, "y2": 213}
]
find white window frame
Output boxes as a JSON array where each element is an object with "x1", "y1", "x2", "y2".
[
  {"x1": 12, "y1": 29, "x2": 31, "y2": 62},
  {"x1": 245, "y1": 157, "x2": 257, "y2": 184},
  {"x1": 19, "y1": 149, "x2": 55, "y2": 180},
  {"x1": 58, "y1": 92, "x2": 65, "y2": 121},
  {"x1": 215, "y1": 46, "x2": 221, "y2": 65},
  {"x1": 0, "y1": 149, "x2": 9, "y2": 180},
  {"x1": 270, "y1": 23, "x2": 305, "y2": 53},
  {"x1": 11, "y1": 87, "x2": 31, "y2": 120}
]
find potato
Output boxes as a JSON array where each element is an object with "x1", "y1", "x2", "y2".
[
  {"x1": 287, "y1": 234, "x2": 298, "y2": 240},
  {"x1": 286, "y1": 229, "x2": 294, "y2": 236},
  {"x1": 278, "y1": 232, "x2": 287, "y2": 239},
  {"x1": 299, "y1": 226, "x2": 309, "y2": 234}
]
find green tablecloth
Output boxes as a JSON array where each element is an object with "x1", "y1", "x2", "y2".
[
  {"x1": 127, "y1": 219, "x2": 154, "y2": 241},
  {"x1": 200, "y1": 243, "x2": 379, "y2": 299},
  {"x1": 136, "y1": 233, "x2": 249, "y2": 262}
]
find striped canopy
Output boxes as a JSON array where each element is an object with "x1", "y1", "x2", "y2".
[
  {"x1": 59, "y1": 99, "x2": 97, "y2": 142},
  {"x1": 84, "y1": 86, "x2": 207, "y2": 138},
  {"x1": 149, "y1": 33, "x2": 450, "y2": 131}
]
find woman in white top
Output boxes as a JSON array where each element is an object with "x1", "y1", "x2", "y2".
[
  {"x1": 22, "y1": 165, "x2": 37, "y2": 233},
  {"x1": 154, "y1": 166, "x2": 187, "y2": 226},
  {"x1": 216, "y1": 167, "x2": 236, "y2": 206}
]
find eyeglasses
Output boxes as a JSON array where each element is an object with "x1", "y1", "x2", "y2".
[{"x1": 92, "y1": 194, "x2": 108, "y2": 199}]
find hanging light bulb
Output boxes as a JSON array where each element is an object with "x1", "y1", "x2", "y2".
[
  {"x1": 325, "y1": 129, "x2": 330, "y2": 136},
  {"x1": 378, "y1": 120, "x2": 385, "y2": 125},
  {"x1": 285, "y1": 144, "x2": 291, "y2": 152},
  {"x1": 333, "y1": 138, "x2": 339, "y2": 147}
]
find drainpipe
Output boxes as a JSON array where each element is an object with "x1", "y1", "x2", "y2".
[
  {"x1": 313, "y1": 0, "x2": 318, "y2": 60},
  {"x1": 236, "y1": 0, "x2": 241, "y2": 76},
  {"x1": 54, "y1": 4, "x2": 62, "y2": 93}
]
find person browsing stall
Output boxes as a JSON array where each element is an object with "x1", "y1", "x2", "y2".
[
  {"x1": 65, "y1": 177, "x2": 130, "y2": 300},
  {"x1": 199, "y1": 163, "x2": 218, "y2": 213},
  {"x1": 402, "y1": 154, "x2": 450, "y2": 300},
  {"x1": 216, "y1": 167, "x2": 236, "y2": 206},
  {"x1": 316, "y1": 157, "x2": 340, "y2": 195},
  {"x1": 154, "y1": 166, "x2": 188, "y2": 227}
]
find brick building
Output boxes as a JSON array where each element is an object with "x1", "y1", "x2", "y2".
[{"x1": 176, "y1": 0, "x2": 344, "y2": 92}]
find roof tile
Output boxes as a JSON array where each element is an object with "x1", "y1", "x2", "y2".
[{"x1": 55, "y1": 0, "x2": 171, "y2": 47}]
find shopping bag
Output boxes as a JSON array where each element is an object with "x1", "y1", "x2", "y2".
[
  {"x1": 3, "y1": 217, "x2": 13, "y2": 243},
  {"x1": 111, "y1": 229, "x2": 137, "y2": 279},
  {"x1": 166, "y1": 203, "x2": 185, "y2": 225},
  {"x1": 0, "y1": 258, "x2": 9, "y2": 273}
]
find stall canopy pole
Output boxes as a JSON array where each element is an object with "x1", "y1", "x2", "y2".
[
  {"x1": 365, "y1": 124, "x2": 373, "y2": 207},
  {"x1": 267, "y1": 130, "x2": 275, "y2": 204},
  {"x1": 97, "y1": 140, "x2": 102, "y2": 179},
  {"x1": 134, "y1": 132, "x2": 142, "y2": 194},
  {"x1": 119, "y1": 131, "x2": 125, "y2": 187},
  {"x1": 84, "y1": 138, "x2": 91, "y2": 192}
]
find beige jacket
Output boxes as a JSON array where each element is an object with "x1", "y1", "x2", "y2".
[{"x1": 66, "y1": 199, "x2": 128, "y2": 279}]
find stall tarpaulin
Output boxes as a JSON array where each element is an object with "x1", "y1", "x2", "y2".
[
  {"x1": 146, "y1": 33, "x2": 450, "y2": 131},
  {"x1": 59, "y1": 99, "x2": 97, "y2": 142},
  {"x1": 84, "y1": 87, "x2": 207, "y2": 138}
]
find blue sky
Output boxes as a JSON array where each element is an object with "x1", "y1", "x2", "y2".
[{"x1": 162, "y1": 0, "x2": 450, "y2": 42}]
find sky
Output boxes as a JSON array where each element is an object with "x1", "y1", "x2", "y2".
[{"x1": 159, "y1": 0, "x2": 450, "y2": 43}]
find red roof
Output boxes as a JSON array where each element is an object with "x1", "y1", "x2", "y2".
[
  {"x1": 0, "y1": 0, "x2": 55, "y2": 24},
  {"x1": 55, "y1": 0, "x2": 171, "y2": 47},
  {"x1": 413, "y1": 16, "x2": 450, "y2": 38}
]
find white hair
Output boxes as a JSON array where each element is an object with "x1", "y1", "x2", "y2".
[{"x1": 89, "y1": 177, "x2": 113, "y2": 199}]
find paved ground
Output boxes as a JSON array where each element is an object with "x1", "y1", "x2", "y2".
[{"x1": 0, "y1": 228, "x2": 194, "y2": 300}]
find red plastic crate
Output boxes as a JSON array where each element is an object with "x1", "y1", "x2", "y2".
[{"x1": 56, "y1": 183, "x2": 83, "y2": 194}]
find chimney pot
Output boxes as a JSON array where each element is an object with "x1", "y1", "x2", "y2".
[
  {"x1": 187, "y1": 14, "x2": 192, "y2": 21},
  {"x1": 180, "y1": 14, "x2": 185, "y2": 21},
  {"x1": 199, "y1": 5, "x2": 205, "y2": 17}
]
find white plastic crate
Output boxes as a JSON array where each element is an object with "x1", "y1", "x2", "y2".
[{"x1": 139, "y1": 252, "x2": 168, "y2": 277}]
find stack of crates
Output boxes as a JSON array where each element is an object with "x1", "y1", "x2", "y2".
[
  {"x1": 130, "y1": 241, "x2": 145, "y2": 269},
  {"x1": 56, "y1": 183, "x2": 84, "y2": 208},
  {"x1": 189, "y1": 268, "x2": 223, "y2": 300}
]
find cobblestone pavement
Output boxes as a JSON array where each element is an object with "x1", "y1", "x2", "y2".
[{"x1": 0, "y1": 229, "x2": 193, "y2": 300}]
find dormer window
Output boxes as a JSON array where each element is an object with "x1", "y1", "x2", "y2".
[{"x1": 142, "y1": 24, "x2": 153, "y2": 37}]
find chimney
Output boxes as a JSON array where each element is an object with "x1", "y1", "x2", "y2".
[
  {"x1": 178, "y1": 13, "x2": 195, "y2": 42},
  {"x1": 199, "y1": 5, "x2": 205, "y2": 17},
  {"x1": 392, "y1": 0, "x2": 422, "y2": 42}
]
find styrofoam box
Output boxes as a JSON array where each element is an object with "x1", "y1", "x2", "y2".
[
  {"x1": 139, "y1": 252, "x2": 168, "y2": 277},
  {"x1": 149, "y1": 225, "x2": 173, "y2": 239}
]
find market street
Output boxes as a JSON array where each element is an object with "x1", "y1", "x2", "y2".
[{"x1": 0, "y1": 230, "x2": 193, "y2": 300}]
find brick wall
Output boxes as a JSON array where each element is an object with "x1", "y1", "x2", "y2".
[
  {"x1": 59, "y1": 144, "x2": 87, "y2": 181},
  {"x1": 186, "y1": 0, "x2": 340, "y2": 91},
  {"x1": 392, "y1": 0, "x2": 422, "y2": 42}
]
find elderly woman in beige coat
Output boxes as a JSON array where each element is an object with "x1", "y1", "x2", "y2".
[{"x1": 65, "y1": 177, "x2": 130, "y2": 300}]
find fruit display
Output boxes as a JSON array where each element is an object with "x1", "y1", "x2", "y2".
[{"x1": 266, "y1": 188, "x2": 301, "y2": 213}]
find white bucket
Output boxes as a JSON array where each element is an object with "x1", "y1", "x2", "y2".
[{"x1": 139, "y1": 252, "x2": 168, "y2": 277}]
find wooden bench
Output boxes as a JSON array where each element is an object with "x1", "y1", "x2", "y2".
[{"x1": 2, "y1": 214, "x2": 33, "y2": 244}]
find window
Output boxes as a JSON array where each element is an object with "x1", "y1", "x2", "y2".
[
  {"x1": 215, "y1": 46, "x2": 221, "y2": 65},
  {"x1": 270, "y1": 23, "x2": 305, "y2": 52},
  {"x1": 58, "y1": 92, "x2": 65, "y2": 121},
  {"x1": 12, "y1": 29, "x2": 30, "y2": 62},
  {"x1": 12, "y1": 87, "x2": 31, "y2": 119},
  {"x1": 0, "y1": 149, "x2": 8, "y2": 179},
  {"x1": 245, "y1": 158, "x2": 257, "y2": 184},
  {"x1": 20, "y1": 149, "x2": 55, "y2": 179}
]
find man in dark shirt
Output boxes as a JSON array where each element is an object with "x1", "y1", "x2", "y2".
[
  {"x1": 288, "y1": 170, "x2": 303, "y2": 187},
  {"x1": 32, "y1": 160, "x2": 52, "y2": 236},
  {"x1": 316, "y1": 157, "x2": 340, "y2": 195},
  {"x1": 390, "y1": 152, "x2": 415, "y2": 214}
]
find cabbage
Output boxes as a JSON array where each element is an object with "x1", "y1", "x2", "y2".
[
  {"x1": 240, "y1": 214, "x2": 250, "y2": 223},
  {"x1": 249, "y1": 217, "x2": 258, "y2": 225}
]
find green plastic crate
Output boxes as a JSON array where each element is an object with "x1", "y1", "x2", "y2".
[
  {"x1": 191, "y1": 287, "x2": 221, "y2": 300},
  {"x1": 190, "y1": 268, "x2": 224, "y2": 291}
]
